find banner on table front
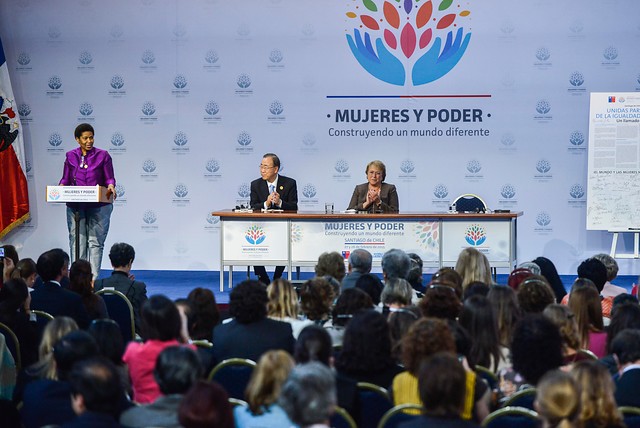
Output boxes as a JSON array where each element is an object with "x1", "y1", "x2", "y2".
[
  {"x1": 441, "y1": 221, "x2": 512, "y2": 266},
  {"x1": 222, "y1": 220, "x2": 289, "y2": 262}
]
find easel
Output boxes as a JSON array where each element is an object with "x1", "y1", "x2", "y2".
[{"x1": 609, "y1": 230, "x2": 640, "y2": 259}]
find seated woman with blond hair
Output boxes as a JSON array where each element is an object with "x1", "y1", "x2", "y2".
[
  {"x1": 267, "y1": 279, "x2": 312, "y2": 338},
  {"x1": 535, "y1": 370, "x2": 581, "y2": 428}
]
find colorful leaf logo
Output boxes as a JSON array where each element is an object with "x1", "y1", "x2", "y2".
[
  {"x1": 245, "y1": 225, "x2": 266, "y2": 245},
  {"x1": 465, "y1": 224, "x2": 486, "y2": 246}
]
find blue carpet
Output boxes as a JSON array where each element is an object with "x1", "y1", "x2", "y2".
[{"x1": 100, "y1": 271, "x2": 638, "y2": 304}]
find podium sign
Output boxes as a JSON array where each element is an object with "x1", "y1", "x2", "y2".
[{"x1": 46, "y1": 185, "x2": 112, "y2": 203}]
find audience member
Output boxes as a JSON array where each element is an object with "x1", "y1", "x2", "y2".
[
  {"x1": 387, "y1": 306, "x2": 421, "y2": 363},
  {"x1": 21, "y1": 316, "x2": 78, "y2": 382},
  {"x1": 120, "y1": 346, "x2": 203, "y2": 428},
  {"x1": 186, "y1": 287, "x2": 220, "y2": 340},
  {"x1": 542, "y1": 304, "x2": 583, "y2": 364},
  {"x1": 62, "y1": 357, "x2": 125, "y2": 428},
  {"x1": 487, "y1": 285, "x2": 521, "y2": 348},
  {"x1": 267, "y1": 278, "x2": 313, "y2": 339},
  {"x1": 462, "y1": 281, "x2": 490, "y2": 300},
  {"x1": 325, "y1": 288, "x2": 372, "y2": 347},
  {"x1": 568, "y1": 282, "x2": 607, "y2": 358},
  {"x1": 94, "y1": 242, "x2": 148, "y2": 334},
  {"x1": 21, "y1": 330, "x2": 99, "y2": 428},
  {"x1": 532, "y1": 256, "x2": 567, "y2": 302},
  {"x1": 429, "y1": 267, "x2": 463, "y2": 299},
  {"x1": 69, "y1": 259, "x2": 108, "y2": 320},
  {"x1": 535, "y1": 370, "x2": 581, "y2": 428},
  {"x1": 341, "y1": 249, "x2": 372, "y2": 290},
  {"x1": 562, "y1": 258, "x2": 614, "y2": 319},
  {"x1": 299, "y1": 277, "x2": 335, "y2": 325},
  {"x1": 406, "y1": 252, "x2": 425, "y2": 293},
  {"x1": 381, "y1": 277, "x2": 414, "y2": 311},
  {"x1": 455, "y1": 247, "x2": 492, "y2": 290},
  {"x1": 419, "y1": 284, "x2": 461, "y2": 320},
  {"x1": 10, "y1": 258, "x2": 38, "y2": 288},
  {"x1": 606, "y1": 302, "x2": 640, "y2": 356},
  {"x1": 335, "y1": 310, "x2": 402, "y2": 388},
  {"x1": 212, "y1": 280, "x2": 294, "y2": 363},
  {"x1": 459, "y1": 295, "x2": 508, "y2": 372},
  {"x1": 280, "y1": 362, "x2": 337, "y2": 428},
  {"x1": 1, "y1": 244, "x2": 19, "y2": 282},
  {"x1": 571, "y1": 360, "x2": 625, "y2": 428},
  {"x1": 87, "y1": 319, "x2": 130, "y2": 395},
  {"x1": 517, "y1": 261, "x2": 541, "y2": 275},
  {"x1": 30, "y1": 249, "x2": 90, "y2": 328},
  {"x1": 315, "y1": 251, "x2": 346, "y2": 283},
  {"x1": 178, "y1": 380, "x2": 233, "y2": 428},
  {"x1": 506, "y1": 267, "x2": 534, "y2": 292},
  {"x1": 123, "y1": 295, "x2": 193, "y2": 404},
  {"x1": 592, "y1": 253, "x2": 626, "y2": 298},
  {"x1": 517, "y1": 275, "x2": 556, "y2": 314},
  {"x1": 234, "y1": 350, "x2": 296, "y2": 428},
  {"x1": 381, "y1": 248, "x2": 411, "y2": 281},
  {"x1": 0, "y1": 278, "x2": 38, "y2": 367},
  {"x1": 354, "y1": 273, "x2": 384, "y2": 305},
  {"x1": 611, "y1": 329, "x2": 640, "y2": 407}
]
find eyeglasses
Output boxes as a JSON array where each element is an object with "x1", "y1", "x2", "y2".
[
  {"x1": 367, "y1": 171, "x2": 382, "y2": 176},
  {"x1": 259, "y1": 164, "x2": 275, "y2": 170}
]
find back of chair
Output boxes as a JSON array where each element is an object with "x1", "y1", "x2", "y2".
[
  {"x1": 482, "y1": 406, "x2": 539, "y2": 428},
  {"x1": 502, "y1": 387, "x2": 536, "y2": 410},
  {"x1": 620, "y1": 406, "x2": 640, "y2": 428},
  {"x1": 0, "y1": 322, "x2": 21, "y2": 371},
  {"x1": 208, "y1": 358, "x2": 256, "y2": 400},
  {"x1": 452, "y1": 194, "x2": 487, "y2": 212},
  {"x1": 95, "y1": 289, "x2": 135, "y2": 343},
  {"x1": 475, "y1": 365, "x2": 499, "y2": 391},
  {"x1": 330, "y1": 406, "x2": 357, "y2": 428},
  {"x1": 357, "y1": 382, "x2": 393, "y2": 428},
  {"x1": 377, "y1": 404, "x2": 423, "y2": 428},
  {"x1": 30, "y1": 310, "x2": 53, "y2": 344}
]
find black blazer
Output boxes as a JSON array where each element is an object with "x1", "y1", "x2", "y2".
[
  {"x1": 250, "y1": 174, "x2": 298, "y2": 210},
  {"x1": 30, "y1": 281, "x2": 90, "y2": 329},
  {"x1": 212, "y1": 317, "x2": 294, "y2": 364},
  {"x1": 615, "y1": 368, "x2": 640, "y2": 407},
  {"x1": 94, "y1": 271, "x2": 148, "y2": 334},
  {"x1": 347, "y1": 182, "x2": 399, "y2": 213}
]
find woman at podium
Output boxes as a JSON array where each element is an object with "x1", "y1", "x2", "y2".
[
  {"x1": 347, "y1": 160, "x2": 399, "y2": 213},
  {"x1": 59, "y1": 123, "x2": 116, "y2": 279}
]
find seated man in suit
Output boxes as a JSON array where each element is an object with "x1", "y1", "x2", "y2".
[
  {"x1": 212, "y1": 280, "x2": 294, "y2": 364},
  {"x1": 31, "y1": 249, "x2": 90, "y2": 329},
  {"x1": 341, "y1": 249, "x2": 372, "y2": 290},
  {"x1": 94, "y1": 242, "x2": 148, "y2": 334},
  {"x1": 612, "y1": 329, "x2": 640, "y2": 407},
  {"x1": 250, "y1": 153, "x2": 298, "y2": 285}
]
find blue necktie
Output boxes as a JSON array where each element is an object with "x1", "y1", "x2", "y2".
[{"x1": 269, "y1": 184, "x2": 275, "y2": 194}]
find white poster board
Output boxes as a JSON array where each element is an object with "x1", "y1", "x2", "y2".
[
  {"x1": 587, "y1": 93, "x2": 640, "y2": 231},
  {"x1": 222, "y1": 220, "x2": 289, "y2": 262},
  {"x1": 441, "y1": 221, "x2": 512, "y2": 267}
]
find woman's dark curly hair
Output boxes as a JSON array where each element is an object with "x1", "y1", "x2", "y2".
[
  {"x1": 229, "y1": 280, "x2": 268, "y2": 324},
  {"x1": 299, "y1": 277, "x2": 335, "y2": 321},
  {"x1": 335, "y1": 310, "x2": 395, "y2": 373},
  {"x1": 418, "y1": 284, "x2": 461, "y2": 320},
  {"x1": 511, "y1": 314, "x2": 563, "y2": 385},
  {"x1": 401, "y1": 317, "x2": 455, "y2": 375},
  {"x1": 428, "y1": 268, "x2": 463, "y2": 299},
  {"x1": 517, "y1": 275, "x2": 556, "y2": 314},
  {"x1": 331, "y1": 288, "x2": 372, "y2": 327}
]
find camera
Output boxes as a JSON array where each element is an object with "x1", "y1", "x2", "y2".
[{"x1": 0, "y1": 247, "x2": 4, "y2": 260}]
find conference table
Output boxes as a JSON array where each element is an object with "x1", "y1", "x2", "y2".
[{"x1": 212, "y1": 210, "x2": 523, "y2": 291}]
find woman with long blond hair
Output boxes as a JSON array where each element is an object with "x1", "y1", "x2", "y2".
[
  {"x1": 267, "y1": 278, "x2": 312, "y2": 339},
  {"x1": 234, "y1": 350, "x2": 297, "y2": 428},
  {"x1": 571, "y1": 360, "x2": 625, "y2": 428},
  {"x1": 455, "y1": 247, "x2": 492, "y2": 290},
  {"x1": 535, "y1": 370, "x2": 581, "y2": 428}
]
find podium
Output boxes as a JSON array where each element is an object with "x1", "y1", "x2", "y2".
[{"x1": 46, "y1": 185, "x2": 114, "y2": 262}]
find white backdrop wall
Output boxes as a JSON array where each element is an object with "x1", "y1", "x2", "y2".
[{"x1": 1, "y1": 0, "x2": 639, "y2": 275}]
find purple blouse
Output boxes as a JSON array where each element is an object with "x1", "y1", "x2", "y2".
[{"x1": 59, "y1": 147, "x2": 116, "y2": 207}]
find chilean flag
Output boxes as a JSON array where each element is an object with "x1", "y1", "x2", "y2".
[{"x1": 0, "y1": 36, "x2": 29, "y2": 239}]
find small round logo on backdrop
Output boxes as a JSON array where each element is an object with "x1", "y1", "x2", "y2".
[
  {"x1": 570, "y1": 131, "x2": 585, "y2": 146},
  {"x1": 173, "y1": 74, "x2": 188, "y2": 89},
  {"x1": 79, "y1": 102, "x2": 93, "y2": 116},
  {"x1": 535, "y1": 47, "x2": 551, "y2": 61},
  {"x1": 269, "y1": 100, "x2": 284, "y2": 116},
  {"x1": 535, "y1": 100, "x2": 551, "y2": 115},
  {"x1": 110, "y1": 75, "x2": 125, "y2": 90},
  {"x1": 110, "y1": 25, "x2": 124, "y2": 40},
  {"x1": 569, "y1": 20, "x2": 584, "y2": 34},
  {"x1": 302, "y1": 183, "x2": 317, "y2": 198},
  {"x1": 115, "y1": 184, "x2": 126, "y2": 198},
  {"x1": 400, "y1": 160, "x2": 415, "y2": 174},
  {"x1": 174, "y1": 184, "x2": 189, "y2": 198},
  {"x1": 206, "y1": 159, "x2": 220, "y2": 173},
  {"x1": 536, "y1": 212, "x2": 551, "y2": 227},
  {"x1": 269, "y1": 49, "x2": 283, "y2": 63},
  {"x1": 110, "y1": 132, "x2": 124, "y2": 147},
  {"x1": 603, "y1": 46, "x2": 618, "y2": 61},
  {"x1": 536, "y1": 159, "x2": 551, "y2": 174},
  {"x1": 569, "y1": 184, "x2": 585, "y2": 199},
  {"x1": 142, "y1": 159, "x2": 156, "y2": 173},
  {"x1": 500, "y1": 21, "x2": 515, "y2": 35},
  {"x1": 17, "y1": 52, "x2": 31, "y2": 66},
  {"x1": 344, "y1": 0, "x2": 472, "y2": 86},
  {"x1": 466, "y1": 160, "x2": 481, "y2": 174},
  {"x1": 48, "y1": 76, "x2": 62, "y2": 90},
  {"x1": 465, "y1": 224, "x2": 486, "y2": 246},
  {"x1": 48, "y1": 26, "x2": 62, "y2": 40},
  {"x1": 569, "y1": 71, "x2": 584, "y2": 87},
  {"x1": 302, "y1": 133, "x2": 316, "y2": 147},
  {"x1": 141, "y1": 50, "x2": 156, "y2": 64},
  {"x1": 174, "y1": 131, "x2": 188, "y2": 147},
  {"x1": 238, "y1": 183, "x2": 251, "y2": 198},
  {"x1": 501, "y1": 184, "x2": 516, "y2": 199},
  {"x1": 18, "y1": 104, "x2": 31, "y2": 117},
  {"x1": 335, "y1": 159, "x2": 349, "y2": 173},
  {"x1": 245, "y1": 225, "x2": 266, "y2": 245},
  {"x1": 78, "y1": 50, "x2": 93, "y2": 65},
  {"x1": 301, "y1": 23, "x2": 315, "y2": 38},
  {"x1": 501, "y1": 133, "x2": 516, "y2": 147},
  {"x1": 205, "y1": 101, "x2": 220, "y2": 116},
  {"x1": 141, "y1": 102, "x2": 156, "y2": 116},
  {"x1": 205, "y1": 50, "x2": 219, "y2": 64},
  {"x1": 206, "y1": 213, "x2": 220, "y2": 225},
  {"x1": 237, "y1": 74, "x2": 252, "y2": 89},
  {"x1": 433, "y1": 184, "x2": 448, "y2": 199},
  {"x1": 237, "y1": 23, "x2": 251, "y2": 38},
  {"x1": 143, "y1": 210, "x2": 157, "y2": 224},
  {"x1": 173, "y1": 24, "x2": 187, "y2": 39},
  {"x1": 237, "y1": 131, "x2": 252, "y2": 147},
  {"x1": 49, "y1": 133, "x2": 63, "y2": 147}
]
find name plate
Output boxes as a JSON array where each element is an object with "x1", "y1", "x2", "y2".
[{"x1": 46, "y1": 185, "x2": 112, "y2": 203}]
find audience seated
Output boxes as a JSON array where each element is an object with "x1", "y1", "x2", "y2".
[
  {"x1": 535, "y1": 369, "x2": 581, "y2": 428},
  {"x1": 463, "y1": 281, "x2": 490, "y2": 300},
  {"x1": 234, "y1": 350, "x2": 296, "y2": 428},
  {"x1": 123, "y1": 295, "x2": 194, "y2": 404},
  {"x1": 571, "y1": 360, "x2": 625, "y2": 428},
  {"x1": 279, "y1": 362, "x2": 337, "y2": 428},
  {"x1": 178, "y1": 380, "x2": 233, "y2": 428},
  {"x1": 611, "y1": 329, "x2": 640, "y2": 407},
  {"x1": 419, "y1": 283, "x2": 462, "y2": 320},
  {"x1": 542, "y1": 304, "x2": 584, "y2": 365},
  {"x1": 69, "y1": 259, "x2": 108, "y2": 320},
  {"x1": 0, "y1": 278, "x2": 38, "y2": 367},
  {"x1": 324, "y1": 288, "x2": 372, "y2": 347},
  {"x1": 21, "y1": 330, "x2": 99, "y2": 428},
  {"x1": 388, "y1": 306, "x2": 421, "y2": 363},
  {"x1": 30, "y1": 249, "x2": 90, "y2": 328},
  {"x1": 341, "y1": 249, "x2": 372, "y2": 290},
  {"x1": 381, "y1": 278, "x2": 414, "y2": 313},
  {"x1": 516, "y1": 275, "x2": 556, "y2": 314},
  {"x1": 94, "y1": 242, "x2": 148, "y2": 334},
  {"x1": 567, "y1": 280, "x2": 607, "y2": 358},
  {"x1": 354, "y1": 273, "x2": 384, "y2": 306},
  {"x1": 429, "y1": 267, "x2": 464, "y2": 299},
  {"x1": 601, "y1": 302, "x2": 640, "y2": 374},
  {"x1": 455, "y1": 247, "x2": 492, "y2": 290},
  {"x1": 459, "y1": 295, "x2": 508, "y2": 372},
  {"x1": 267, "y1": 278, "x2": 313, "y2": 339},
  {"x1": 186, "y1": 287, "x2": 220, "y2": 340},
  {"x1": 120, "y1": 346, "x2": 203, "y2": 428},
  {"x1": 62, "y1": 356, "x2": 125, "y2": 428},
  {"x1": 212, "y1": 280, "x2": 294, "y2": 363},
  {"x1": 299, "y1": 277, "x2": 335, "y2": 325},
  {"x1": 593, "y1": 253, "x2": 626, "y2": 298},
  {"x1": 1, "y1": 244, "x2": 19, "y2": 283},
  {"x1": 532, "y1": 256, "x2": 567, "y2": 303},
  {"x1": 486, "y1": 285, "x2": 521, "y2": 349},
  {"x1": 10, "y1": 258, "x2": 38, "y2": 288},
  {"x1": 87, "y1": 319, "x2": 131, "y2": 396},
  {"x1": 406, "y1": 252, "x2": 426, "y2": 294},
  {"x1": 335, "y1": 310, "x2": 403, "y2": 389},
  {"x1": 506, "y1": 267, "x2": 533, "y2": 292},
  {"x1": 562, "y1": 258, "x2": 613, "y2": 319},
  {"x1": 381, "y1": 248, "x2": 411, "y2": 282},
  {"x1": 315, "y1": 251, "x2": 346, "y2": 284}
]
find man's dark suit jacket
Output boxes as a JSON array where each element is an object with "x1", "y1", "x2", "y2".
[
  {"x1": 615, "y1": 367, "x2": 640, "y2": 407},
  {"x1": 21, "y1": 379, "x2": 76, "y2": 428},
  {"x1": 212, "y1": 317, "x2": 294, "y2": 363},
  {"x1": 250, "y1": 174, "x2": 298, "y2": 211},
  {"x1": 94, "y1": 271, "x2": 148, "y2": 334},
  {"x1": 347, "y1": 182, "x2": 399, "y2": 213},
  {"x1": 30, "y1": 281, "x2": 90, "y2": 329}
]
